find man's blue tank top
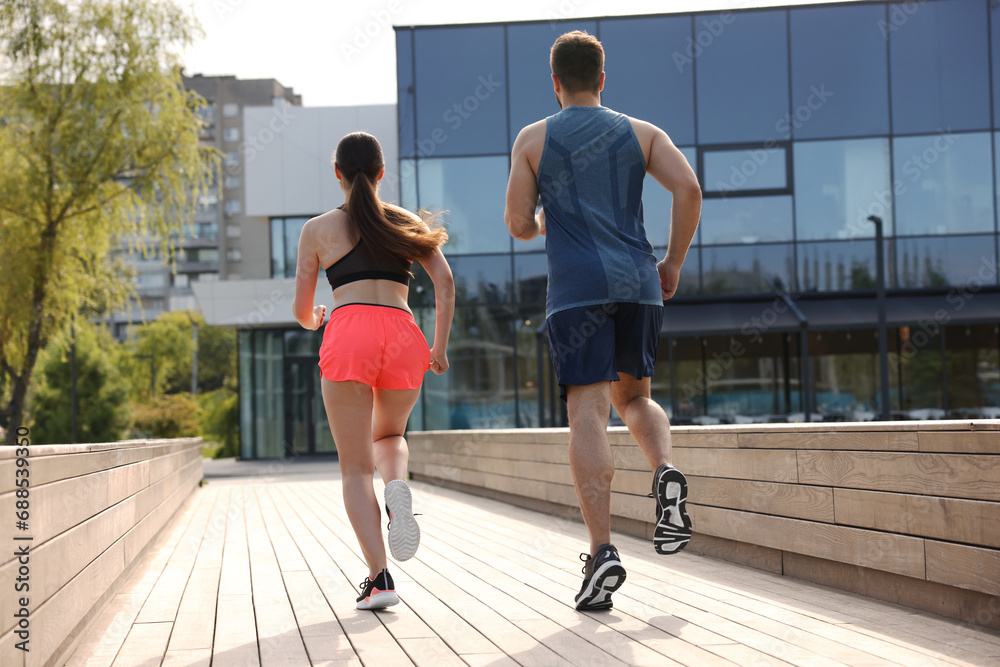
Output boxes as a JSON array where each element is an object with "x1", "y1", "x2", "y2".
[{"x1": 537, "y1": 106, "x2": 661, "y2": 318}]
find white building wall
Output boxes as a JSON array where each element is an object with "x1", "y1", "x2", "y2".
[{"x1": 244, "y1": 104, "x2": 399, "y2": 218}]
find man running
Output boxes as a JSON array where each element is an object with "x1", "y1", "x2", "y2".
[{"x1": 504, "y1": 30, "x2": 702, "y2": 611}]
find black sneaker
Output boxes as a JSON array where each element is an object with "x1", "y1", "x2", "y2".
[
  {"x1": 356, "y1": 569, "x2": 399, "y2": 610},
  {"x1": 653, "y1": 463, "x2": 692, "y2": 554},
  {"x1": 385, "y1": 480, "x2": 420, "y2": 561},
  {"x1": 574, "y1": 543, "x2": 626, "y2": 611}
]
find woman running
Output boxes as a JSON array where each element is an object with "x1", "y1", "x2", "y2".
[{"x1": 292, "y1": 131, "x2": 454, "y2": 610}]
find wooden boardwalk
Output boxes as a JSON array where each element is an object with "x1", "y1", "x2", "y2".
[{"x1": 63, "y1": 459, "x2": 1000, "y2": 667}]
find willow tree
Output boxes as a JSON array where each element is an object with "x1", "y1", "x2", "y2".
[{"x1": 0, "y1": 0, "x2": 214, "y2": 444}]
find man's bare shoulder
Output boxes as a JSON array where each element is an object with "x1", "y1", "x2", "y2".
[{"x1": 514, "y1": 119, "x2": 547, "y2": 150}]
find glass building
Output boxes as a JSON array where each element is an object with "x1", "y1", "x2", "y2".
[
  {"x1": 394, "y1": 0, "x2": 1000, "y2": 430},
  {"x1": 232, "y1": 0, "x2": 1000, "y2": 458}
]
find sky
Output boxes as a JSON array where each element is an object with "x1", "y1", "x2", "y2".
[{"x1": 180, "y1": 0, "x2": 845, "y2": 108}]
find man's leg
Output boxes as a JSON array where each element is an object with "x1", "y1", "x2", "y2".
[
  {"x1": 611, "y1": 373, "x2": 671, "y2": 469},
  {"x1": 566, "y1": 381, "x2": 614, "y2": 556}
]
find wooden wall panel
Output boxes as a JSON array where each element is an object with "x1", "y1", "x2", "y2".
[{"x1": 925, "y1": 541, "x2": 1000, "y2": 597}]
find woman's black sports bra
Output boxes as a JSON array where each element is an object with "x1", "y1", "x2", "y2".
[{"x1": 324, "y1": 206, "x2": 412, "y2": 290}]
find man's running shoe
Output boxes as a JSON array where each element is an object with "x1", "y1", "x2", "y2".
[
  {"x1": 356, "y1": 569, "x2": 398, "y2": 610},
  {"x1": 653, "y1": 463, "x2": 692, "y2": 554},
  {"x1": 385, "y1": 480, "x2": 420, "y2": 561},
  {"x1": 574, "y1": 543, "x2": 626, "y2": 611}
]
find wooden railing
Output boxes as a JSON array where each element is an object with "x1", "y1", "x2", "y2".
[
  {"x1": 408, "y1": 421, "x2": 1000, "y2": 630},
  {"x1": 0, "y1": 438, "x2": 204, "y2": 667}
]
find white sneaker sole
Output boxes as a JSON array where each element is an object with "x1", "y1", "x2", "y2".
[
  {"x1": 356, "y1": 590, "x2": 399, "y2": 610},
  {"x1": 385, "y1": 480, "x2": 420, "y2": 561}
]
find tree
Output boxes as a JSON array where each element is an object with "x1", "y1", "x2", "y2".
[
  {"x1": 124, "y1": 310, "x2": 236, "y2": 396},
  {"x1": 29, "y1": 321, "x2": 131, "y2": 445},
  {"x1": 0, "y1": 0, "x2": 214, "y2": 444}
]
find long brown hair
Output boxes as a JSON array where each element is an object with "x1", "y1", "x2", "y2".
[{"x1": 334, "y1": 132, "x2": 447, "y2": 263}]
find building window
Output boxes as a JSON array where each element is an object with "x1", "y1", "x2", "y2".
[
  {"x1": 227, "y1": 248, "x2": 242, "y2": 262},
  {"x1": 890, "y1": 0, "x2": 990, "y2": 134},
  {"x1": 695, "y1": 9, "x2": 789, "y2": 144},
  {"x1": 226, "y1": 224, "x2": 242, "y2": 238},
  {"x1": 173, "y1": 273, "x2": 189, "y2": 288},
  {"x1": 699, "y1": 196, "x2": 794, "y2": 245},
  {"x1": 224, "y1": 152, "x2": 240, "y2": 168},
  {"x1": 224, "y1": 176, "x2": 241, "y2": 190},
  {"x1": 892, "y1": 132, "x2": 993, "y2": 236},
  {"x1": 224, "y1": 127, "x2": 240, "y2": 142},
  {"x1": 789, "y1": 4, "x2": 889, "y2": 139},
  {"x1": 701, "y1": 145, "x2": 789, "y2": 197},
  {"x1": 271, "y1": 217, "x2": 311, "y2": 278},
  {"x1": 793, "y1": 138, "x2": 891, "y2": 241},
  {"x1": 413, "y1": 25, "x2": 507, "y2": 157},
  {"x1": 416, "y1": 156, "x2": 510, "y2": 255},
  {"x1": 225, "y1": 199, "x2": 242, "y2": 217},
  {"x1": 222, "y1": 103, "x2": 239, "y2": 118},
  {"x1": 193, "y1": 273, "x2": 219, "y2": 283}
]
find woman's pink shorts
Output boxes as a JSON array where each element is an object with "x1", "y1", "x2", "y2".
[{"x1": 318, "y1": 303, "x2": 431, "y2": 390}]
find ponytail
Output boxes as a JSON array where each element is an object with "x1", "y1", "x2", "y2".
[{"x1": 335, "y1": 132, "x2": 447, "y2": 265}]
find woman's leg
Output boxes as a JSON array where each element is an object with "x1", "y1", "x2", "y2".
[
  {"x1": 371, "y1": 387, "x2": 422, "y2": 482},
  {"x1": 320, "y1": 378, "x2": 384, "y2": 579}
]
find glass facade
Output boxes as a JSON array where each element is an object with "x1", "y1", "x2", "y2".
[
  {"x1": 236, "y1": 1, "x2": 1000, "y2": 456},
  {"x1": 384, "y1": 0, "x2": 999, "y2": 432}
]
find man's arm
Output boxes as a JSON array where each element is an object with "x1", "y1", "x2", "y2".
[
  {"x1": 635, "y1": 119, "x2": 702, "y2": 298},
  {"x1": 505, "y1": 122, "x2": 545, "y2": 241}
]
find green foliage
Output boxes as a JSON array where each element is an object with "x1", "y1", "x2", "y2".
[
  {"x1": 0, "y1": 0, "x2": 215, "y2": 443},
  {"x1": 29, "y1": 322, "x2": 131, "y2": 444},
  {"x1": 130, "y1": 392, "x2": 201, "y2": 439},
  {"x1": 124, "y1": 310, "x2": 236, "y2": 397},
  {"x1": 199, "y1": 386, "x2": 239, "y2": 458}
]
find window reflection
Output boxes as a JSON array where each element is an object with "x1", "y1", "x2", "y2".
[
  {"x1": 702, "y1": 243, "x2": 793, "y2": 295},
  {"x1": 798, "y1": 241, "x2": 876, "y2": 293},
  {"x1": 890, "y1": 0, "x2": 990, "y2": 134},
  {"x1": 945, "y1": 324, "x2": 1000, "y2": 417},
  {"x1": 703, "y1": 146, "x2": 788, "y2": 194},
  {"x1": 417, "y1": 157, "x2": 511, "y2": 255},
  {"x1": 789, "y1": 4, "x2": 889, "y2": 139},
  {"x1": 794, "y1": 138, "x2": 892, "y2": 240},
  {"x1": 893, "y1": 235, "x2": 998, "y2": 288},
  {"x1": 893, "y1": 133, "x2": 993, "y2": 236},
  {"x1": 695, "y1": 10, "x2": 789, "y2": 144},
  {"x1": 810, "y1": 329, "x2": 880, "y2": 419},
  {"x1": 643, "y1": 147, "x2": 698, "y2": 248},
  {"x1": 600, "y1": 16, "x2": 695, "y2": 145},
  {"x1": 506, "y1": 20, "x2": 597, "y2": 148},
  {"x1": 414, "y1": 26, "x2": 507, "y2": 157},
  {"x1": 252, "y1": 331, "x2": 284, "y2": 458},
  {"x1": 700, "y1": 196, "x2": 793, "y2": 245},
  {"x1": 397, "y1": 28, "x2": 416, "y2": 158}
]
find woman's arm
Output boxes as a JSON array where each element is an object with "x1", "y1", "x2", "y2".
[
  {"x1": 292, "y1": 219, "x2": 327, "y2": 330},
  {"x1": 418, "y1": 247, "x2": 455, "y2": 374}
]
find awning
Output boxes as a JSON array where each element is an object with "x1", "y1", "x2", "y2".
[{"x1": 662, "y1": 291, "x2": 1000, "y2": 337}]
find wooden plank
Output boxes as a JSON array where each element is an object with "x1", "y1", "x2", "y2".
[
  {"x1": 925, "y1": 541, "x2": 1000, "y2": 596},
  {"x1": 783, "y1": 552, "x2": 1000, "y2": 634},
  {"x1": 212, "y1": 594, "x2": 260, "y2": 667},
  {"x1": 918, "y1": 430, "x2": 1000, "y2": 454},
  {"x1": 834, "y1": 488, "x2": 1000, "y2": 548},
  {"x1": 689, "y1": 505, "x2": 926, "y2": 578},
  {"x1": 739, "y1": 430, "x2": 919, "y2": 451},
  {"x1": 797, "y1": 451, "x2": 1000, "y2": 501},
  {"x1": 675, "y1": 448, "x2": 799, "y2": 483},
  {"x1": 61, "y1": 593, "x2": 147, "y2": 667},
  {"x1": 686, "y1": 533, "x2": 784, "y2": 574},
  {"x1": 161, "y1": 649, "x2": 212, "y2": 667},
  {"x1": 396, "y1": 637, "x2": 466, "y2": 667},
  {"x1": 684, "y1": 476, "x2": 835, "y2": 522},
  {"x1": 243, "y1": 487, "x2": 311, "y2": 667},
  {"x1": 110, "y1": 621, "x2": 172, "y2": 667}
]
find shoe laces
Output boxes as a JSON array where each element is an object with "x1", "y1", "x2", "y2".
[
  {"x1": 578, "y1": 552, "x2": 592, "y2": 575},
  {"x1": 358, "y1": 576, "x2": 373, "y2": 594}
]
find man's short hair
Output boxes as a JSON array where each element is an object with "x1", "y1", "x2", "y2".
[{"x1": 550, "y1": 31, "x2": 604, "y2": 95}]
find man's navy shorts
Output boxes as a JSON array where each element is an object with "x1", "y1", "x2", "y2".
[{"x1": 546, "y1": 302, "x2": 664, "y2": 400}]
